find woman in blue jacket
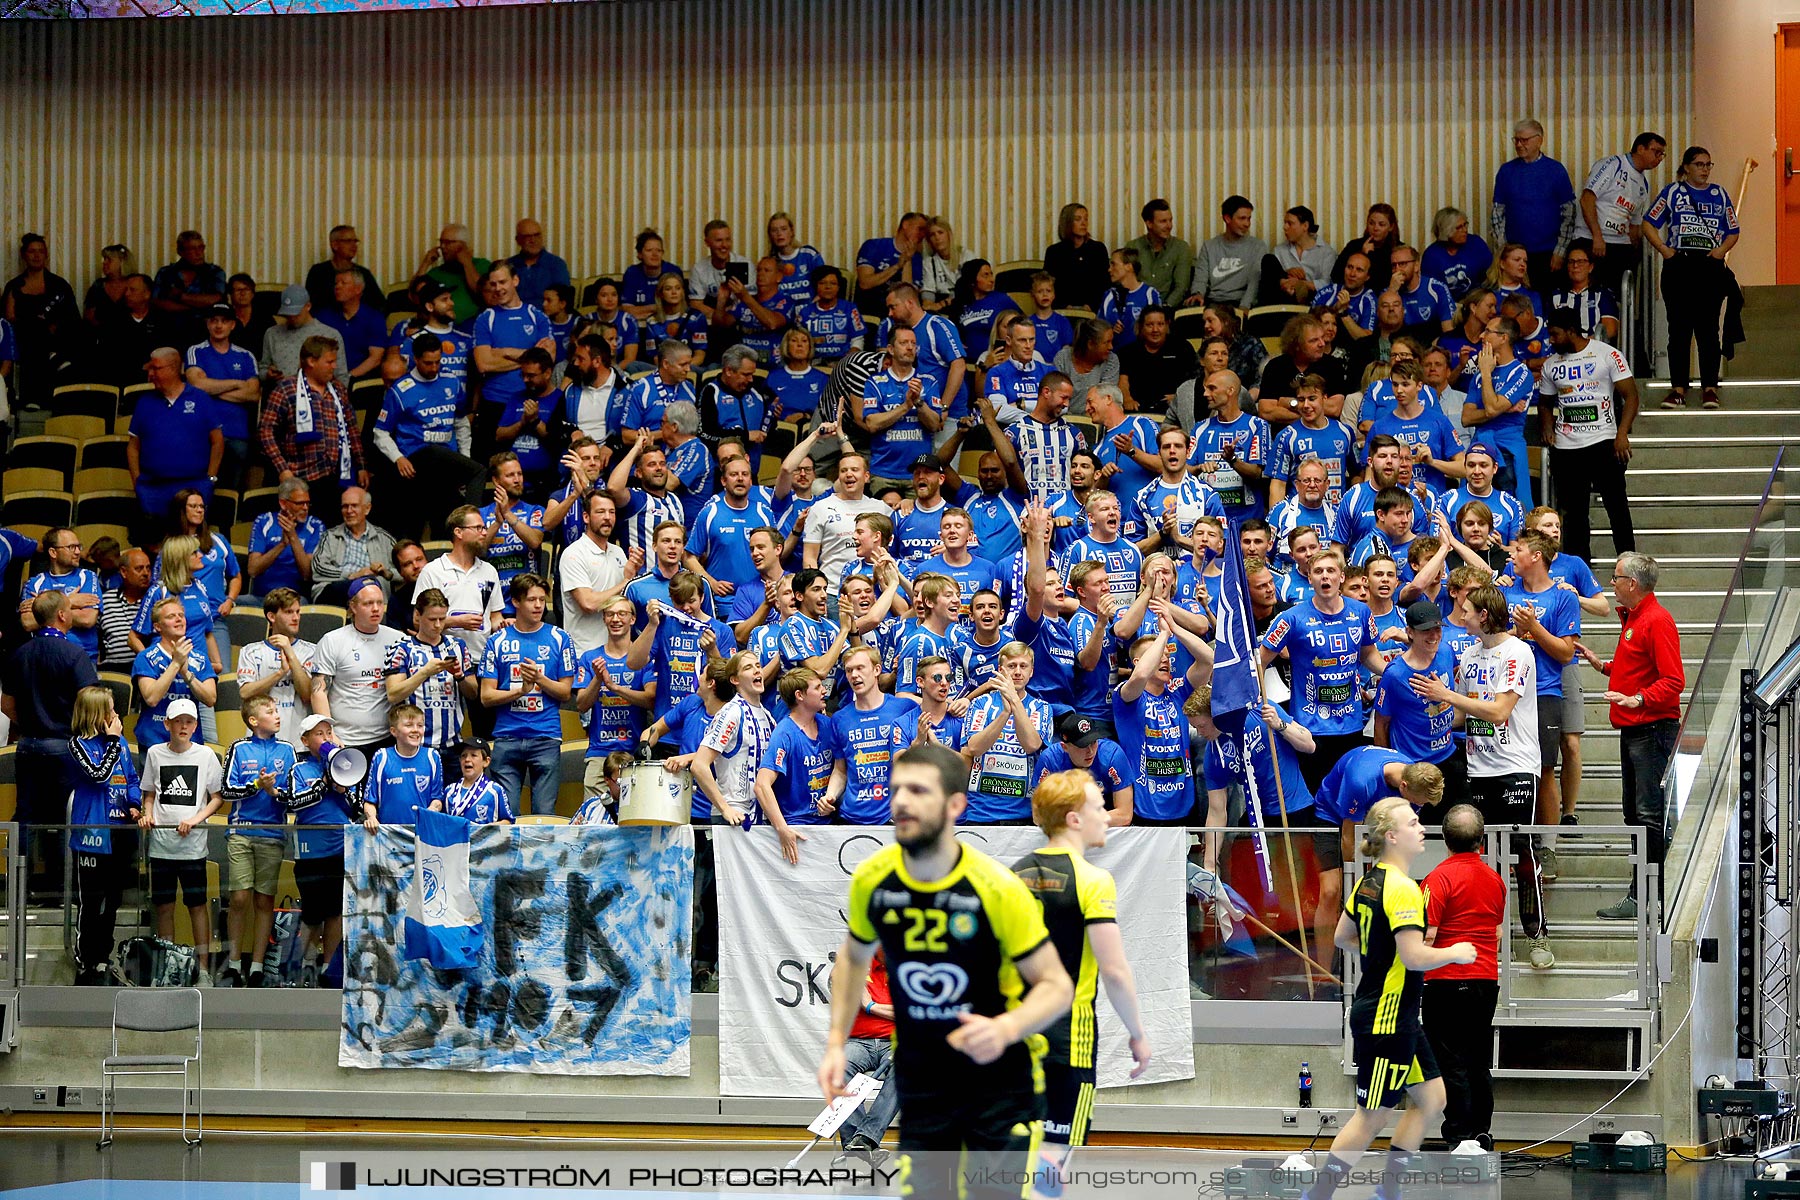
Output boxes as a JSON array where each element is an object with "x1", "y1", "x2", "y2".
[{"x1": 69, "y1": 684, "x2": 142, "y2": 985}]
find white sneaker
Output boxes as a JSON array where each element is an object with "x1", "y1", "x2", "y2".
[
  {"x1": 1527, "y1": 937, "x2": 1556, "y2": 970},
  {"x1": 1538, "y1": 848, "x2": 1559, "y2": 882}
]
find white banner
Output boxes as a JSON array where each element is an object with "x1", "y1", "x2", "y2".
[{"x1": 714, "y1": 825, "x2": 1195, "y2": 1097}]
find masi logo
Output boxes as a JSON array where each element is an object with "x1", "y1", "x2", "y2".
[{"x1": 895, "y1": 961, "x2": 970, "y2": 1020}]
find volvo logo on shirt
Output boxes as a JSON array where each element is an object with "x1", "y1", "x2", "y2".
[{"x1": 896, "y1": 961, "x2": 970, "y2": 1015}]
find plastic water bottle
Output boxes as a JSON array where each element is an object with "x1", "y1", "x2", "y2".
[{"x1": 1299, "y1": 1062, "x2": 1313, "y2": 1108}]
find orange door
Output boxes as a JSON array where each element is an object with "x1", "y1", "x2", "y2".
[{"x1": 1779, "y1": 24, "x2": 1800, "y2": 282}]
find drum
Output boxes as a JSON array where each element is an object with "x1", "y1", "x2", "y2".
[{"x1": 619, "y1": 762, "x2": 693, "y2": 825}]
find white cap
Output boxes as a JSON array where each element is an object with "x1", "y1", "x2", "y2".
[
  {"x1": 165, "y1": 698, "x2": 198, "y2": 722},
  {"x1": 299, "y1": 713, "x2": 334, "y2": 735}
]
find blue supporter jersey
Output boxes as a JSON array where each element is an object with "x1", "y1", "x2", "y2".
[
  {"x1": 479, "y1": 622, "x2": 578, "y2": 740},
  {"x1": 1333, "y1": 481, "x2": 1432, "y2": 547},
  {"x1": 1313, "y1": 284, "x2": 1377, "y2": 331},
  {"x1": 133, "y1": 581, "x2": 215, "y2": 643},
  {"x1": 290, "y1": 757, "x2": 354, "y2": 858},
  {"x1": 623, "y1": 375, "x2": 697, "y2": 433},
  {"x1": 1374, "y1": 647, "x2": 1458, "y2": 763},
  {"x1": 621, "y1": 264, "x2": 684, "y2": 310},
  {"x1": 1644, "y1": 181, "x2": 1739, "y2": 251},
  {"x1": 376, "y1": 370, "x2": 466, "y2": 458},
  {"x1": 1441, "y1": 486, "x2": 1525, "y2": 544},
  {"x1": 1036, "y1": 738, "x2": 1132, "y2": 809},
  {"x1": 767, "y1": 364, "x2": 830, "y2": 418},
  {"x1": 1093, "y1": 414, "x2": 1161, "y2": 524},
  {"x1": 221, "y1": 733, "x2": 295, "y2": 837},
  {"x1": 22, "y1": 568, "x2": 103, "y2": 661},
  {"x1": 1131, "y1": 477, "x2": 1226, "y2": 554},
  {"x1": 855, "y1": 237, "x2": 923, "y2": 287},
  {"x1": 69, "y1": 736, "x2": 140, "y2": 855},
  {"x1": 1201, "y1": 703, "x2": 1313, "y2": 819},
  {"x1": 957, "y1": 292, "x2": 1020, "y2": 360},
  {"x1": 623, "y1": 567, "x2": 717, "y2": 633},
  {"x1": 953, "y1": 629, "x2": 1007, "y2": 692},
  {"x1": 962, "y1": 690, "x2": 1054, "y2": 823},
  {"x1": 473, "y1": 302, "x2": 551, "y2": 410},
  {"x1": 366, "y1": 744, "x2": 443, "y2": 825},
  {"x1": 686, "y1": 493, "x2": 774, "y2": 588},
  {"x1": 547, "y1": 315, "x2": 576, "y2": 361},
  {"x1": 578, "y1": 647, "x2": 649, "y2": 757},
  {"x1": 618, "y1": 489, "x2": 686, "y2": 559},
  {"x1": 638, "y1": 312, "x2": 710, "y2": 359},
  {"x1": 1061, "y1": 534, "x2": 1141, "y2": 609},
  {"x1": 1029, "y1": 312, "x2": 1074, "y2": 359},
  {"x1": 131, "y1": 640, "x2": 215, "y2": 748},
  {"x1": 478, "y1": 501, "x2": 547, "y2": 607},
  {"x1": 444, "y1": 777, "x2": 515, "y2": 824},
  {"x1": 1009, "y1": 607, "x2": 1077, "y2": 709},
  {"x1": 499, "y1": 387, "x2": 562, "y2": 475},
  {"x1": 891, "y1": 499, "x2": 949, "y2": 571},
  {"x1": 877, "y1": 312, "x2": 968, "y2": 417},
  {"x1": 1098, "y1": 282, "x2": 1161, "y2": 347},
  {"x1": 587, "y1": 310, "x2": 638, "y2": 356},
  {"x1": 1549, "y1": 285, "x2": 1619, "y2": 337},
  {"x1": 949, "y1": 481, "x2": 1029, "y2": 563},
  {"x1": 893, "y1": 624, "x2": 960, "y2": 694},
  {"x1": 1367, "y1": 406, "x2": 1462, "y2": 493},
  {"x1": 383, "y1": 634, "x2": 472, "y2": 749},
  {"x1": 1268, "y1": 420, "x2": 1356, "y2": 504},
  {"x1": 1399, "y1": 278, "x2": 1455, "y2": 329},
  {"x1": 1312, "y1": 747, "x2": 1409, "y2": 825},
  {"x1": 1268, "y1": 498, "x2": 1337, "y2": 564},
  {"x1": 760, "y1": 716, "x2": 840, "y2": 825},
  {"x1": 1420, "y1": 239, "x2": 1493, "y2": 301},
  {"x1": 1066, "y1": 607, "x2": 1118, "y2": 719},
  {"x1": 1492, "y1": 154, "x2": 1576, "y2": 253},
  {"x1": 665, "y1": 435, "x2": 715, "y2": 529},
  {"x1": 1259, "y1": 598, "x2": 1378, "y2": 736},
  {"x1": 907, "y1": 553, "x2": 1002, "y2": 620},
  {"x1": 1501, "y1": 580, "x2": 1580, "y2": 698},
  {"x1": 390, "y1": 322, "x2": 470, "y2": 383},
  {"x1": 1547, "y1": 553, "x2": 1603, "y2": 598},
  {"x1": 1492, "y1": 284, "x2": 1543, "y2": 319},
  {"x1": 791, "y1": 301, "x2": 865, "y2": 361},
  {"x1": 862, "y1": 369, "x2": 944, "y2": 480},
  {"x1": 726, "y1": 293, "x2": 792, "y2": 362},
  {"x1": 831, "y1": 696, "x2": 919, "y2": 824},
  {"x1": 1111, "y1": 682, "x2": 1194, "y2": 822},
  {"x1": 1188, "y1": 412, "x2": 1271, "y2": 519},
  {"x1": 650, "y1": 617, "x2": 720, "y2": 733},
  {"x1": 985, "y1": 357, "x2": 1049, "y2": 416},
  {"x1": 185, "y1": 340, "x2": 259, "y2": 440},
  {"x1": 773, "y1": 246, "x2": 826, "y2": 304}
]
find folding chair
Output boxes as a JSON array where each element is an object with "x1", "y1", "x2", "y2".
[{"x1": 98, "y1": 987, "x2": 203, "y2": 1147}]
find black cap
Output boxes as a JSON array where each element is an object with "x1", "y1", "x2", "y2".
[
  {"x1": 1546, "y1": 305, "x2": 1585, "y2": 332},
  {"x1": 205, "y1": 302, "x2": 234, "y2": 319},
  {"x1": 1056, "y1": 712, "x2": 1107, "y2": 748},
  {"x1": 1404, "y1": 599, "x2": 1443, "y2": 631},
  {"x1": 909, "y1": 453, "x2": 943, "y2": 474},
  {"x1": 452, "y1": 735, "x2": 493, "y2": 757},
  {"x1": 416, "y1": 280, "x2": 451, "y2": 304}
]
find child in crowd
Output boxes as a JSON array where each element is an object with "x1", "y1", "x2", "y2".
[
  {"x1": 366, "y1": 703, "x2": 444, "y2": 825},
  {"x1": 442, "y1": 737, "x2": 516, "y2": 825},
  {"x1": 69, "y1": 684, "x2": 141, "y2": 985},
  {"x1": 221, "y1": 694, "x2": 296, "y2": 988},
  {"x1": 142, "y1": 697, "x2": 224, "y2": 980},
  {"x1": 290, "y1": 713, "x2": 372, "y2": 987},
  {"x1": 572, "y1": 751, "x2": 634, "y2": 825}
]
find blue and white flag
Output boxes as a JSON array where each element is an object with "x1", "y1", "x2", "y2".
[
  {"x1": 403, "y1": 807, "x2": 483, "y2": 969},
  {"x1": 1209, "y1": 528, "x2": 1274, "y2": 892}
]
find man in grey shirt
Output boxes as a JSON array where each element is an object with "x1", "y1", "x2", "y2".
[
  {"x1": 1125, "y1": 198, "x2": 1194, "y2": 304},
  {"x1": 310, "y1": 486, "x2": 398, "y2": 605},
  {"x1": 1191, "y1": 195, "x2": 1269, "y2": 309},
  {"x1": 260, "y1": 284, "x2": 348, "y2": 388}
]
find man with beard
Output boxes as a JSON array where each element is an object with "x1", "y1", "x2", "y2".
[
  {"x1": 820, "y1": 742, "x2": 1072, "y2": 1200},
  {"x1": 606, "y1": 428, "x2": 686, "y2": 558},
  {"x1": 478, "y1": 452, "x2": 546, "y2": 615}
]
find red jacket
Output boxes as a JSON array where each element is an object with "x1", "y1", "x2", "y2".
[{"x1": 1606, "y1": 593, "x2": 1684, "y2": 726}]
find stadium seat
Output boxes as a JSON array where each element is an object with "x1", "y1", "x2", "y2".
[
  {"x1": 96, "y1": 673, "x2": 135, "y2": 725},
  {"x1": 212, "y1": 674, "x2": 240, "y2": 713},
  {"x1": 1260, "y1": 336, "x2": 1282, "y2": 356},
  {"x1": 1067, "y1": 415, "x2": 1098, "y2": 445},
  {"x1": 621, "y1": 361, "x2": 654, "y2": 379},
  {"x1": 0, "y1": 745, "x2": 15, "y2": 823},
  {"x1": 225, "y1": 609, "x2": 265, "y2": 650},
  {"x1": 1172, "y1": 306, "x2": 1209, "y2": 343},
  {"x1": 214, "y1": 708, "x2": 248, "y2": 747},
  {"x1": 517, "y1": 814, "x2": 569, "y2": 825},
  {"x1": 386, "y1": 311, "x2": 411, "y2": 333},
  {"x1": 118, "y1": 383, "x2": 153, "y2": 420},
  {"x1": 230, "y1": 523, "x2": 254, "y2": 550},
  {"x1": 208, "y1": 489, "x2": 239, "y2": 532},
  {"x1": 4, "y1": 466, "x2": 64, "y2": 493},
  {"x1": 296, "y1": 605, "x2": 345, "y2": 643},
  {"x1": 351, "y1": 378, "x2": 385, "y2": 413},
  {"x1": 8, "y1": 436, "x2": 78, "y2": 485},
  {"x1": 993, "y1": 261, "x2": 1041, "y2": 293},
  {"x1": 556, "y1": 741, "x2": 588, "y2": 816},
  {"x1": 239, "y1": 487, "x2": 282, "y2": 523},
  {"x1": 1057, "y1": 307, "x2": 1095, "y2": 320},
  {"x1": 1245, "y1": 304, "x2": 1309, "y2": 338},
  {"x1": 385, "y1": 284, "x2": 414, "y2": 311},
  {"x1": 74, "y1": 491, "x2": 138, "y2": 530},
  {"x1": 50, "y1": 383, "x2": 119, "y2": 424},
  {"x1": 77, "y1": 436, "x2": 130, "y2": 474},
  {"x1": 73, "y1": 467, "x2": 133, "y2": 494},
  {"x1": 4, "y1": 491, "x2": 73, "y2": 529},
  {"x1": 75, "y1": 524, "x2": 130, "y2": 554},
  {"x1": 10, "y1": 525, "x2": 49, "y2": 546}
]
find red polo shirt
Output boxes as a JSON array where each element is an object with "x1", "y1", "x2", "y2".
[
  {"x1": 849, "y1": 954, "x2": 894, "y2": 1040},
  {"x1": 1423, "y1": 852, "x2": 1505, "y2": 982},
  {"x1": 1607, "y1": 593, "x2": 1684, "y2": 726}
]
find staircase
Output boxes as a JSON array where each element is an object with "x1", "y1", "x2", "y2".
[{"x1": 1496, "y1": 380, "x2": 1799, "y2": 1055}]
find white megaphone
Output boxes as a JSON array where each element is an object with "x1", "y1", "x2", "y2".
[{"x1": 320, "y1": 742, "x2": 370, "y2": 791}]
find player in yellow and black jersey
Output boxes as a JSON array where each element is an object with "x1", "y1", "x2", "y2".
[
  {"x1": 819, "y1": 743, "x2": 1074, "y2": 1200},
  {"x1": 1304, "y1": 798, "x2": 1477, "y2": 1200},
  {"x1": 1012, "y1": 769, "x2": 1149, "y2": 1164}
]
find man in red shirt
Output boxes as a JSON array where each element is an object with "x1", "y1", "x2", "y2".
[
  {"x1": 1577, "y1": 552, "x2": 1684, "y2": 921},
  {"x1": 1422, "y1": 805, "x2": 1506, "y2": 1150},
  {"x1": 834, "y1": 950, "x2": 897, "y2": 1167}
]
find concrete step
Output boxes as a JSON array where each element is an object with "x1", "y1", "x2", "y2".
[
  {"x1": 1590, "y1": 498, "x2": 1766, "y2": 529},
  {"x1": 1591, "y1": 528, "x2": 1779, "y2": 556},
  {"x1": 1504, "y1": 966, "x2": 1645, "y2": 1002},
  {"x1": 1636, "y1": 395, "x2": 1800, "y2": 433},
  {"x1": 1623, "y1": 466, "x2": 1791, "y2": 498},
  {"x1": 1624, "y1": 436, "x2": 1792, "y2": 470}
]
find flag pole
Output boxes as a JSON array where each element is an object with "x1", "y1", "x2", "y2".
[{"x1": 1254, "y1": 658, "x2": 1317, "y2": 1000}]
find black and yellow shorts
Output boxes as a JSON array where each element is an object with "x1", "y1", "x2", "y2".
[
  {"x1": 1041, "y1": 1060, "x2": 1097, "y2": 1147},
  {"x1": 897, "y1": 1090, "x2": 1045, "y2": 1200},
  {"x1": 1352, "y1": 1025, "x2": 1440, "y2": 1111}
]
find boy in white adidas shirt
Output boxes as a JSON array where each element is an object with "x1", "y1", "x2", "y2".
[{"x1": 141, "y1": 697, "x2": 224, "y2": 977}]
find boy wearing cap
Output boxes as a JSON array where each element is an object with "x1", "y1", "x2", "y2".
[
  {"x1": 1441, "y1": 442, "x2": 1525, "y2": 546},
  {"x1": 1373, "y1": 600, "x2": 1465, "y2": 819},
  {"x1": 289, "y1": 713, "x2": 372, "y2": 986},
  {"x1": 1035, "y1": 713, "x2": 1135, "y2": 826},
  {"x1": 443, "y1": 737, "x2": 515, "y2": 825},
  {"x1": 141, "y1": 698, "x2": 224, "y2": 978},
  {"x1": 184, "y1": 302, "x2": 261, "y2": 492},
  {"x1": 220, "y1": 694, "x2": 297, "y2": 988}
]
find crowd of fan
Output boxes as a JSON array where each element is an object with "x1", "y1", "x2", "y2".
[{"x1": 0, "y1": 119, "x2": 1706, "y2": 989}]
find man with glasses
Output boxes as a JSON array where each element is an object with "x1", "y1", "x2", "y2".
[
  {"x1": 129, "y1": 347, "x2": 224, "y2": 533},
  {"x1": 1579, "y1": 133, "x2": 1666, "y2": 296},
  {"x1": 1489, "y1": 118, "x2": 1577, "y2": 293},
  {"x1": 1578, "y1": 554, "x2": 1684, "y2": 922},
  {"x1": 305, "y1": 224, "x2": 383, "y2": 314},
  {"x1": 19, "y1": 527, "x2": 103, "y2": 664},
  {"x1": 414, "y1": 503, "x2": 507, "y2": 664},
  {"x1": 1388, "y1": 245, "x2": 1455, "y2": 337},
  {"x1": 247, "y1": 478, "x2": 326, "y2": 597},
  {"x1": 408, "y1": 223, "x2": 490, "y2": 323}
]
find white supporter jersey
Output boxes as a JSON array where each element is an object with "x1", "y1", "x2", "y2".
[
  {"x1": 312, "y1": 624, "x2": 406, "y2": 745},
  {"x1": 235, "y1": 637, "x2": 320, "y2": 746},
  {"x1": 1457, "y1": 634, "x2": 1539, "y2": 778},
  {"x1": 803, "y1": 494, "x2": 890, "y2": 592},
  {"x1": 1538, "y1": 338, "x2": 1632, "y2": 452},
  {"x1": 1582, "y1": 153, "x2": 1652, "y2": 244},
  {"x1": 700, "y1": 697, "x2": 776, "y2": 819}
]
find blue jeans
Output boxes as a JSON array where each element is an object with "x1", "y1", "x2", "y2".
[
  {"x1": 1620, "y1": 719, "x2": 1679, "y2": 901},
  {"x1": 490, "y1": 737, "x2": 562, "y2": 815},
  {"x1": 839, "y1": 1036, "x2": 898, "y2": 1148}
]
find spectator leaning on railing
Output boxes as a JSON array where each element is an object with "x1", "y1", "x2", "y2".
[{"x1": 1577, "y1": 552, "x2": 1684, "y2": 921}]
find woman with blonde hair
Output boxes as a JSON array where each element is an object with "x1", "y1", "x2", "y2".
[
  {"x1": 68, "y1": 683, "x2": 142, "y2": 984},
  {"x1": 765, "y1": 211, "x2": 824, "y2": 305},
  {"x1": 1481, "y1": 242, "x2": 1541, "y2": 318},
  {"x1": 1303, "y1": 796, "x2": 1475, "y2": 1200},
  {"x1": 131, "y1": 534, "x2": 221, "y2": 671},
  {"x1": 640, "y1": 271, "x2": 709, "y2": 360},
  {"x1": 919, "y1": 215, "x2": 970, "y2": 312}
]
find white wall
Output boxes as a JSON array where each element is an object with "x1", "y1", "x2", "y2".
[{"x1": 0, "y1": 0, "x2": 1692, "y2": 292}]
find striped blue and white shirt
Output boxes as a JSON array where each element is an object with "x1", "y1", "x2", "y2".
[
  {"x1": 443, "y1": 776, "x2": 514, "y2": 824},
  {"x1": 383, "y1": 634, "x2": 473, "y2": 750},
  {"x1": 1005, "y1": 416, "x2": 1086, "y2": 502}
]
